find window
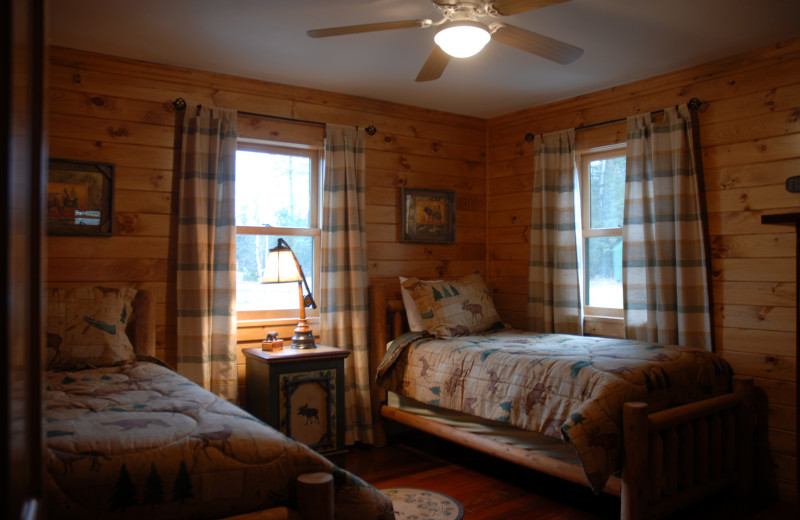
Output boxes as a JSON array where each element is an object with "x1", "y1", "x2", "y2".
[
  {"x1": 235, "y1": 141, "x2": 320, "y2": 320},
  {"x1": 579, "y1": 147, "x2": 626, "y2": 318}
]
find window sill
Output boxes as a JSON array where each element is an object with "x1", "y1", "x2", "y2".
[
  {"x1": 237, "y1": 316, "x2": 320, "y2": 328},
  {"x1": 583, "y1": 315, "x2": 625, "y2": 339}
]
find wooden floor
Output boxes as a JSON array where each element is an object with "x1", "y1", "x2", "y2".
[{"x1": 343, "y1": 432, "x2": 796, "y2": 520}]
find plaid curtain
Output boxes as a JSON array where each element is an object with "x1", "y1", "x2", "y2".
[
  {"x1": 623, "y1": 105, "x2": 711, "y2": 349},
  {"x1": 319, "y1": 124, "x2": 372, "y2": 444},
  {"x1": 528, "y1": 129, "x2": 583, "y2": 334},
  {"x1": 176, "y1": 106, "x2": 239, "y2": 400}
]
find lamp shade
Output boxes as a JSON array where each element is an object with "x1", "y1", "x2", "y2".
[
  {"x1": 434, "y1": 21, "x2": 491, "y2": 58},
  {"x1": 261, "y1": 243, "x2": 302, "y2": 284}
]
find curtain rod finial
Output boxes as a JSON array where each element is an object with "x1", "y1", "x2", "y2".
[
  {"x1": 172, "y1": 97, "x2": 186, "y2": 111},
  {"x1": 687, "y1": 98, "x2": 706, "y2": 112},
  {"x1": 365, "y1": 125, "x2": 377, "y2": 136}
]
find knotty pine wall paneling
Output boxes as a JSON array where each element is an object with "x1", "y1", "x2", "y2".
[
  {"x1": 486, "y1": 39, "x2": 800, "y2": 502},
  {"x1": 47, "y1": 46, "x2": 487, "y2": 402}
]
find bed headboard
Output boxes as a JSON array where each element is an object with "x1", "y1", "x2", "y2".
[{"x1": 46, "y1": 285, "x2": 157, "y2": 358}]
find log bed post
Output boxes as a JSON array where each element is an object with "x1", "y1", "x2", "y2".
[
  {"x1": 131, "y1": 289, "x2": 156, "y2": 357},
  {"x1": 622, "y1": 402, "x2": 649, "y2": 520}
]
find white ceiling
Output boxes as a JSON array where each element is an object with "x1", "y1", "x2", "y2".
[{"x1": 48, "y1": 0, "x2": 800, "y2": 119}]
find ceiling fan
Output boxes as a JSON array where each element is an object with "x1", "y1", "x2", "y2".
[{"x1": 307, "y1": 0, "x2": 583, "y2": 82}]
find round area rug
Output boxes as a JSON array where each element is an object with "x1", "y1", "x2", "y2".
[{"x1": 380, "y1": 487, "x2": 464, "y2": 520}]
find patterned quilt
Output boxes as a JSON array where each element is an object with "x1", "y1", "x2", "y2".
[
  {"x1": 44, "y1": 361, "x2": 394, "y2": 520},
  {"x1": 376, "y1": 330, "x2": 732, "y2": 493}
]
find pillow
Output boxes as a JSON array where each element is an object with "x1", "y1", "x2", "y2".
[
  {"x1": 399, "y1": 275, "x2": 440, "y2": 332},
  {"x1": 401, "y1": 273, "x2": 503, "y2": 337},
  {"x1": 46, "y1": 286, "x2": 138, "y2": 370}
]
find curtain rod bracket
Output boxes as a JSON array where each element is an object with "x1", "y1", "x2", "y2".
[
  {"x1": 525, "y1": 133, "x2": 535, "y2": 143},
  {"x1": 365, "y1": 125, "x2": 377, "y2": 136}
]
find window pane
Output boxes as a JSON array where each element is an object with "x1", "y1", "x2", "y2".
[
  {"x1": 585, "y1": 236, "x2": 622, "y2": 309},
  {"x1": 236, "y1": 235, "x2": 314, "y2": 311},
  {"x1": 589, "y1": 156, "x2": 625, "y2": 229},
  {"x1": 235, "y1": 150, "x2": 311, "y2": 228}
]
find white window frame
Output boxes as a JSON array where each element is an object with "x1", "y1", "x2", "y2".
[
  {"x1": 578, "y1": 145, "x2": 625, "y2": 320},
  {"x1": 235, "y1": 140, "x2": 322, "y2": 322}
]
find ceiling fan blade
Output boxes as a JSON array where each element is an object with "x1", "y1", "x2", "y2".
[
  {"x1": 491, "y1": 23, "x2": 583, "y2": 64},
  {"x1": 415, "y1": 46, "x2": 451, "y2": 82},
  {"x1": 491, "y1": 0, "x2": 571, "y2": 16},
  {"x1": 307, "y1": 19, "x2": 430, "y2": 38}
]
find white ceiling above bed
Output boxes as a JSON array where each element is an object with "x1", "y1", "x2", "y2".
[{"x1": 48, "y1": 0, "x2": 800, "y2": 118}]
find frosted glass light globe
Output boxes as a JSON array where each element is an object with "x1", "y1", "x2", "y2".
[{"x1": 434, "y1": 22, "x2": 491, "y2": 58}]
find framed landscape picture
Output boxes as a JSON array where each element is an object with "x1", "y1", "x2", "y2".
[
  {"x1": 47, "y1": 159, "x2": 114, "y2": 236},
  {"x1": 400, "y1": 188, "x2": 455, "y2": 243}
]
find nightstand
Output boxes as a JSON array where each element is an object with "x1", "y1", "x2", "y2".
[{"x1": 243, "y1": 345, "x2": 350, "y2": 457}]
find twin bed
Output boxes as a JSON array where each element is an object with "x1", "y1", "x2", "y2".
[
  {"x1": 43, "y1": 286, "x2": 394, "y2": 520},
  {"x1": 368, "y1": 274, "x2": 755, "y2": 520}
]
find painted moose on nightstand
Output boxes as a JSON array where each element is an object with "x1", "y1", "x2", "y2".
[{"x1": 297, "y1": 403, "x2": 320, "y2": 424}]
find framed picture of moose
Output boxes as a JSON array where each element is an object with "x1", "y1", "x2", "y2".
[
  {"x1": 400, "y1": 187, "x2": 455, "y2": 243},
  {"x1": 47, "y1": 158, "x2": 114, "y2": 236}
]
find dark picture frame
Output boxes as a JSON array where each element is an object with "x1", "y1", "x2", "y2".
[
  {"x1": 47, "y1": 158, "x2": 114, "y2": 236},
  {"x1": 400, "y1": 187, "x2": 455, "y2": 243}
]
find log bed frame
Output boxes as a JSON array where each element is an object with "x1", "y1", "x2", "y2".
[{"x1": 368, "y1": 284, "x2": 755, "y2": 520}]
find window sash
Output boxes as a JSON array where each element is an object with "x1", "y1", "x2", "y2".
[
  {"x1": 235, "y1": 142, "x2": 321, "y2": 320},
  {"x1": 579, "y1": 145, "x2": 625, "y2": 318}
]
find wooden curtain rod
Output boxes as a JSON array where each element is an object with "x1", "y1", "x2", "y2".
[
  {"x1": 523, "y1": 97, "x2": 706, "y2": 143},
  {"x1": 171, "y1": 97, "x2": 378, "y2": 136}
]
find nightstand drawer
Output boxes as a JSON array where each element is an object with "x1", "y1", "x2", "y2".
[{"x1": 244, "y1": 346, "x2": 350, "y2": 455}]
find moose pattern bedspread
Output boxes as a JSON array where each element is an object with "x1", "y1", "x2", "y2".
[
  {"x1": 44, "y1": 361, "x2": 393, "y2": 520},
  {"x1": 376, "y1": 330, "x2": 733, "y2": 493}
]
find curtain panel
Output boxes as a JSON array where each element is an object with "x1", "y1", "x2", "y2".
[
  {"x1": 528, "y1": 129, "x2": 583, "y2": 335},
  {"x1": 176, "y1": 106, "x2": 239, "y2": 400},
  {"x1": 319, "y1": 124, "x2": 373, "y2": 444},
  {"x1": 623, "y1": 105, "x2": 712, "y2": 349}
]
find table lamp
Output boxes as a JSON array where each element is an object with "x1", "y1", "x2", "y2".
[{"x1": 260, "y1": 238, "x2": 317, "y2": 348}]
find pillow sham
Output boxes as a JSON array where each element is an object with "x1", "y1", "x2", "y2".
[
  {"x1": 401, "y1": 273, "x2": 503, "y2": 337},
  {"x1": 399, "y1": 275, "x2": 440, "y2": 332},
  {"x1": 46, "y1": 286, "x2": 137, "y2": 370}
]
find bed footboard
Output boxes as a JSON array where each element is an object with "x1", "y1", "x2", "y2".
[{"x1": 621, "y1": 376, "x2": 754, "y2": 520}]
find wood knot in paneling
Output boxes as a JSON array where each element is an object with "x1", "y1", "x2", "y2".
[
  {"x1": 115, "y1": 213, "x2": 137, "y2": 235},
  {"x1": 108, "y1": 127, "x2": 128, "y2": 138},
  {"x1": 431, "y1": 142, "x2": 440, "y2": 153},
  {"x1": 72, "y1": 74, "x2": 81, "y2": 84},
  {"x1": 384, "y1": 135, "x2": 394, "y2": 143},
  {"x1": 91, "y1": 96, "x2": 105, "y2": 107},
  {"x1": 710, "y1": 236, "x2": 730, "y2": 257},
  {"x1": 399, "y1": 157, "x2": 411, "y2": 170}
]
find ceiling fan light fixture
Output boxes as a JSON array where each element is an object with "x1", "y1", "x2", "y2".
[{"x1": 434, "y1": 21, "x2": 491, "y2": 58}]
